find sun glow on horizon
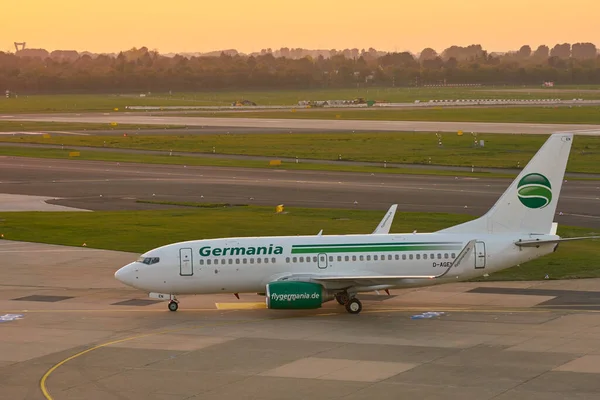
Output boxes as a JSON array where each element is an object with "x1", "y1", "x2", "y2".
[{"x1": 2, "y1": 0, "x2": 599, "y2": 55}]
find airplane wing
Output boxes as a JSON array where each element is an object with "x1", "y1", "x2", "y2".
[
  {"x1": 276, "y1": 239, "x2": 476, "y2": 289},
  {"x1": 372, "y1": 204, "x2": 398, "y2": 234},
  {"x1": 515, "y1": 236, "x2": 600, "y2": 247}
]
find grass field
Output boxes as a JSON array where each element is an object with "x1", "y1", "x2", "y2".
[
  {"x1": 0, "y1": 146, "x2": 518, "y2": 179},
  {"x1": 0, "y1": 205, "x2": 598, "y2": 281},
  {"x1": 0, "y1": 121, "x2": 184, "y2": 132},
  {"x1": 2, "y1": 132, "x2": 599, "y2": 173},
  {"x1": 202, "y1": 106, "x2": 600, "y2": 125},
  {"x1": 2, "y1": 86, "x2": 600, "y2": 113}
]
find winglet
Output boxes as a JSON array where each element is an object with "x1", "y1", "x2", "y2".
[
  {"x1": 372, "y1": 204, "x2": 398, "y2": 234},
  {"x1": 317, "y1": 229, "x2": 323, "y2": 236}
]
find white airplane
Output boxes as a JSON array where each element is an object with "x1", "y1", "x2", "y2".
[{"x1": 114, "y1": 132, "x2": 598, "y2": 314}]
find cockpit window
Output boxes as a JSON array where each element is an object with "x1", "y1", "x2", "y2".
[{"x1": 136, "y1": 256, "x2": 160, "y2": 265}]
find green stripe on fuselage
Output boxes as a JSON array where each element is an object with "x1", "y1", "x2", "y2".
[
  {"x1": 291, "y1": 242, "x2": 462, "y2": 249},
  {"x1": 291, "y1": 245, "x2": 462, "y2": 254}
]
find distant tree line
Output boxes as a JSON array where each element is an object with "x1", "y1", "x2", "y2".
[{"x1": 1, "y1": 43, "x2": 599, "y2": 94}]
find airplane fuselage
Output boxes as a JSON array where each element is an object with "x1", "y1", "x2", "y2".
[{"x1": 116, "y1": 232, "x2": 557, "y2": 296}]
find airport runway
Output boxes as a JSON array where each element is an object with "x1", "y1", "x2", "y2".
[
  {"x1": 3, "y1": 240, "x2": 600, "y2": 400},
  {"x1": 0, "y1": 156, "x2": 599, "y2": 229},
  {"x1": 3, "y1": 112, "x2": 600, "y2": 135}
]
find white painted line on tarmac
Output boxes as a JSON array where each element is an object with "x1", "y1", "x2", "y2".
[{"x1": 41, "y1": 131, "x2": 90, "y2": 136}]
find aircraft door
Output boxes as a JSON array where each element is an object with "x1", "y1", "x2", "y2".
[
  {"x1": 179, "y1": 247, "x2": 193, "y2": 276},
  {"x1": 474, "y1": 241, "x2": 486, "y2": 269},
  {"x1": 317, "y1": 253, "x2": 328, "y2": 269}
]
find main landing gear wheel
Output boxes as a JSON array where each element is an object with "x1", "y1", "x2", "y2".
[
  {"x1": 335, "y1": 293, "x2": 349, "y2": 305},
  {"x1": 168, "y1": 301, "x2": 178, "y2": 312},
  {"x1": 345, "y1": 298, "x2": 362, "y2": 314}
]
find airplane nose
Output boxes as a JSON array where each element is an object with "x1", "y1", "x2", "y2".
[{"x1": 115, "y1": 263, "x2": 136, "y2": 287}]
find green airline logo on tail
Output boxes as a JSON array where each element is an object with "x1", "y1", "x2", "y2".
[{"x1": 517, "y1": 173, "x2": 552, "y2": 209}]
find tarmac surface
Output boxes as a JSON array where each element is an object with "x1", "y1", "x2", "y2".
[
  {"x1": 1, "y1": 156, "x2": 599, "y2": 228},
  {"x1": 0, "y1": 193, "x2": 89, "y2": 212},
  {"x1": 3, "y1": 112, "x2": 600, "y2": 135},
  {"x1": 3, "y1": 240, "x2": 600, "y2": 400}
]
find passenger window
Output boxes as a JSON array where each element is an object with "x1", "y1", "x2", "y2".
[
  {"x1": 345, "y1": 256, "x2": 349, "y2": 261},
  {"x1": 337, "y1": 256, "x2": 342, "y2": 262},
  {"x1": 444, "y1": 253, "x2": 449, "y2": 259},
  {"x1": 250, "y1": 258, "x2": 254, "y2": 264},
  {"x1": 424, "y1": 254, "x2": 428, "y2": 260},
  {"x1": 329, "y1": 256, "x2": 333, "y2": 262},
  {"x1": 395, "y1": 254, "x2": 399, "y2": 260},
  {"x1": 221, "y1": 259, "x2": 225, "y2": 265},
  {"x1": 451, "y1": 253, "x2": 456, "y2": 259},
  {"x1": 416, "y1": 254, "x2": 420, "y2": 260},
  {"x1": 352, "y1": 256, "x2": 357, "y2": 261},
  {"x1": 366, "y1": 255, "x2": 371, "y2": 261},
  {"x1": 409, "y1": 254, "x2": 413, "y2": 260},
  {"x1": 286, "y1": 257, "x2": 290, "y2": 263},
  {"x1": 228, "y1": 259, "x2": 233, "y2": 264},
  {"x1": 236, "y1": 259, "x2": 240, "y2": 264},
  {"x1": 359, "y1": 255, "x2": 364, "y2": 261},
  {"x1": 299, "y1": 257, "x2": 304, "y2": 262},
  {"x1": 243, "y1": 258, "x2": 248, "y2": 264},
  {"x1": 293, "y1": 257, "x2": 297, "y2": 263},
  {"x1": 313, "y1": 256, "x2": 317, "y2": 262},
  {"x1": 430, "y1": 254, "x2": 435, "y2": 260},
  {"x1": 264, "y1": 258, "x2": 269, "y2": 263},
  {"x1": 257, "y1": 258, "x2": 261, "y2": 264},
  {"x1": 207, "y1": 260, "x2": 212, "y2": 265},
  {"x1": 402, "y1": 254, "x2": 406, "y2": 260},
  {"x1": 199, "y1": 260, "x2": 204, "y2": 265},
  {"x1": 271, "y1": 258, "x2": 276, "y2": 263},
  {"x1": 375, "y1": 255, "x2": 379, "y2": 261},
  {"x1": 388, "y1": 255, "x2": 392, "y2": 261},
  {"x1": 437, "y1": 254, "x2": 442, "y2": 259}
]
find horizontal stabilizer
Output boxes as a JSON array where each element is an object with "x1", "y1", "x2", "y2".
[
  {"x1": 515, "y1": 236, "x2": 600, "y2": 247},
  {"x1": 372, "y1": 204, "x2": 398, "y2": 234}
]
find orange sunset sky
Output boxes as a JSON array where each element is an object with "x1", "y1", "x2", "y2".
[{"x1": 2, "y1": 0, "x2": 599, "y2": 54}]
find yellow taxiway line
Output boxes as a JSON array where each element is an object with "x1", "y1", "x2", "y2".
[
  {"x1": 215, "y1": 302, "x2": 267, "y2": 310},
  {"x1": 39, "y1": 318, "x2": 265, "y2": 400}
]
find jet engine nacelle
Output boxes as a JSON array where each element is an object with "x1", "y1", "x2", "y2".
[{"x1": 265, "y1": 281, "x2": 331, "y2": 309}]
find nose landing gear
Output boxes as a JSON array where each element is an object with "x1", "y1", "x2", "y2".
[
  {"x1": 149, "y1": 292, "x2": 180, "y2": 311},
  {"x1": 168, "y1": 300, "x2": 179, "y2": 312}
]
